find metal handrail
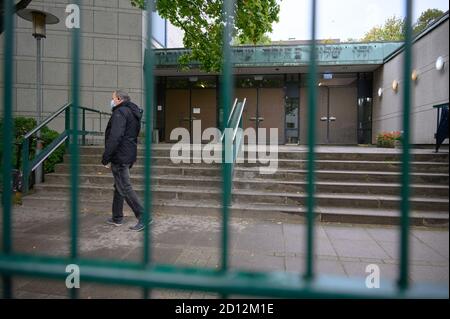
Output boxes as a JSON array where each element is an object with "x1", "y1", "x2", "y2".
[
  {"x1": 24, "y1": 103, "x2": 71, "y2": 139},
  {"x1": 30, "y1": 131, "x2": 69, "y2": 172},
  {"x1": 227, "y1": 98, "x2": 238, "y2": 125},
  {"x1": 20, "y1": 103, "x2": 121, "y2": 194},
  {"x1": 231, "y1": 98, "x2": 246, "y2": 142},
  {"x1": 220, "y1": 98, "x2": 246, "y2": 143}
]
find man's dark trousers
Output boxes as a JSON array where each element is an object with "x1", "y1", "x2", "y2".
[{"x1": 111, "y1": 163, "x2": 143, "y2": 222}]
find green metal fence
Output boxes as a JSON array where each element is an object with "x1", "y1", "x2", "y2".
[{"x1": 0, "y1": 0, "x2": 448, "y2": 299}]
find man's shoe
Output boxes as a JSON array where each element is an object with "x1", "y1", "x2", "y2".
[
  {"x1": 129, "y1": 219, "x2": 153, "y2": 232},
  {"x1": 107, "y1": 218, "x2": 124, "y2": 227}
]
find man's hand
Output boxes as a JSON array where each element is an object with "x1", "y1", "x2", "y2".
[
  {"x1": 101, "y1": 157, "x2": 110, "y2": 167},
  {"x1": 103, "y1": 163, "x2": 111, "y2": 169},
  {"x1": 102, "y1": 155, "x2": 110, "y2": 166}
]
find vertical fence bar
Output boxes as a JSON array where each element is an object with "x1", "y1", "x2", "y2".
[
  {"x1": 305, "y1": 0, "x2": 317, "y2": 281},
  {"x1": 220, "y1": 0, "x2": 235, "y2": 278},
  {"x1": 399, "y1": 0, "x2": 413, "y2": 291},
  {"x1": 1, "y1": 0, "x2": 15, "y2": 299},
  {"x1": 69, "y1": 0, "x2": 82, "y2": 299},
  {"x1": 142, "y1": 0, "x2": 155, "y2": 299}
]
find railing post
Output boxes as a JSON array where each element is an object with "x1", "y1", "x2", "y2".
[
  {"x1": 21, "y1": 139, "x2": 30, "y2": 194},
  {"x1": 65, "y1": 106, "x2": 70, "y2": 149},
  {"x1": 99, "y1": 112, "x2": 102, "y2": 134},
  {"x1": 82, "y1": 108, "x2": 86, "y2": 146}
]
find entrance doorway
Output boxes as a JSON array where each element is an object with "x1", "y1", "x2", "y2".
[
  {"x1": 235, "y1": 75, "x2": 285, "y2": 145},
  {"x1": 316, "y1": 74, "x2": 358, "y2": 144},
  {"x1": 164, "y1": 77, "x2": 217, "y2": 143}
]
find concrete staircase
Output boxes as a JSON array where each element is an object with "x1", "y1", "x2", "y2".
[{"x1": 21, "y1": 144, "x2": 449, "y2": 226}]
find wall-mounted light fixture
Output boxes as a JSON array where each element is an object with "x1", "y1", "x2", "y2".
[
  {"x1": 377, "y1": 88, "x2": 384, "y2": 97},
  {"x1": 254, "y1": 75, "x2": 263, "y2": 81},
  {"x1": 189, "y1": 76, "x2": 198, "y2": 82},
  {"x1": 435, "y1": 56, "x2": 445, "y2": 71},
  {"x1": 392, "y1": 80, "x2": 399, "y2": 93},
  {"x1": 411, "y1": 69, "x2": 418, "y2": 82}
]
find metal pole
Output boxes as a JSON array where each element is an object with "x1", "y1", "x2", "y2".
[
  {"x1": 35, "y1": 36, "x2": 43, "y2": 184},
  {"x1": 69, "y1": 0, "x2": 81, "y2": 299},
  {"x1": 305, "y1": 0, "x2": 318, "y2": 282},
  {"x1": 143, "y1": 0, "x2": 155, "y2": 299},
  {"x1": 2, "y1": 0, "x2": 15, "y2": 299},
  {"x1": 398, "y1": 0, "x2": 413, "y2": 291}
]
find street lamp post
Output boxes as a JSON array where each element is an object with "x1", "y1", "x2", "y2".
[{"x1": 17, "y1": 9, "x2": 59, "y2": 184}]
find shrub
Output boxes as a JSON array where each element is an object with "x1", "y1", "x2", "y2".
[
  {"x1": 376, "y1": 131, "x2": 402, "y2": 148},
  {"x1": 0, "y1": 117, "x2": 66, "y2": 174}
]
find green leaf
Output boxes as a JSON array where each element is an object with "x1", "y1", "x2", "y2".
[{"x1": 132, "y1": 0, "x2": 281, "y2": 73}]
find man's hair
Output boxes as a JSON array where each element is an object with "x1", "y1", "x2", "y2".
[{"x1": 114, "y1": 90, "x2": 130, "y2": 102}]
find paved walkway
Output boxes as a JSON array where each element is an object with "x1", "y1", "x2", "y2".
[{"x1": 0, "y1": 206, "x2": 448, "y2": 299}]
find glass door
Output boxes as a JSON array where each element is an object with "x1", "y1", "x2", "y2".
[{"x1": 285, "y1": 97, "x2": 299, "y2": 144}]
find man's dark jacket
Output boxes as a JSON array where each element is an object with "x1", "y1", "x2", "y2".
[{"x1": 102, "y1": 100, "x2": 143, "y2": 166}]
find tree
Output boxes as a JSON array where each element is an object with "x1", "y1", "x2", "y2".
[
  {"x1": 413, "y1": 8, "x2": 444, "y2": 34},
  {"x1": 234, "y1": 33, "x2": 272, "y2": 46},
  {"x1": 131, "y1": 0, "x2": 280, "y2": 73},
  {"x1": 362, "y1": 16, "x2": 406, "y2": 42},
  {"x1": 362, "y1": 8, "x2": 445, "y2": 42},
  {"x1": 0, "y1": 0, "x2": 33, "y2": 34}
]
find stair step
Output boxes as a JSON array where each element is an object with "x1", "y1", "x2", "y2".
[
  {"x1": 52, "y1": 163, "x2": 449, "y2": 184},
  {"x1": 27, "y1": 184, "x2": 449, "y2": 211},
  {"x1": 54, "y1": 164, "x2": 222, "y2": 177},
  {"x1": 234, "y1": 167, "x2": 449, "y2": 184},
  {"x1": 19, "y1": 196, "x2": 448, "y2": 227},
  {"x1": 43, "y1": 173, "x2": 449, "y2": 197},
  {"x1": 77, "y1": 145, "x2": 449, "y2": 162},
  {"x1": 64, "y1": 153, "x2": 448, "y2": 173}
]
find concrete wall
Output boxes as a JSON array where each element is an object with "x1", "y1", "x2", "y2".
[
  {"x1": 0, "y1": 0, "x2": 148, "y2": 142},
  {"x1": 372, "y1": 19, "x2": 449, "y2": 145}
]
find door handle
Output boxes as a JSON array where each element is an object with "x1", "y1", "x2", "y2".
[
  {"x1": 329, "y1": 116, "x2": 336, "y2": 122},
  {"x1": 320, "y1": 116, "x2": 328, "y2": 121},
  {"x1": 250, "y1": 117, "x2": 264, "y2": 122},
  {"x1": 182, "y1": 117, "x2": 197, "y2": 121}
]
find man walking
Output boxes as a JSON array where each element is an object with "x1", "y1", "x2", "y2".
[{"x1": 102, "y1": 90, "x2": 150, "y2": 231}]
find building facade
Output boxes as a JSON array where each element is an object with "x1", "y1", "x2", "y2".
[
  {"x1": 0, "y1": 0, "x2": 183, "y2": 135},
  {"x1": 372, "y1": 15, "x2": 449, "y2": 144},
  {"x1": 1, "y1": 2, "x2": 448, "y2": 146},
  {"x1": 154, "y1": 13, "x2": 449, "y2": 145}
]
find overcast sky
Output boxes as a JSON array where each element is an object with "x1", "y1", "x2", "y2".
[{"x1": 270, "y1": 0, "x2": 449, "y2": 41}]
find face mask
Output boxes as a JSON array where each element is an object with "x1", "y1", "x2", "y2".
[{"x1": 110, "y1": 99, "x2": 116, "y2": 109}]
